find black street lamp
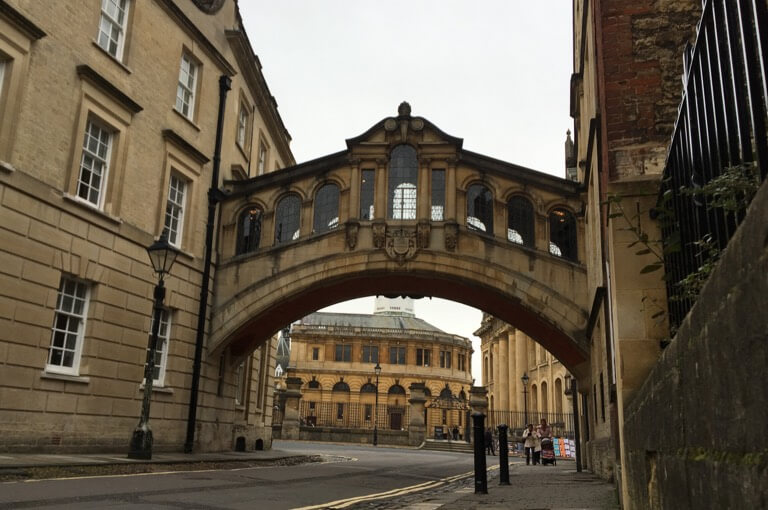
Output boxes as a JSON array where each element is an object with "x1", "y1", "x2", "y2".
[
  {"x1": 521, "y1": 372, "x2": 530, "y2": 426},
  {"x1": 128, "y1": 232, "x2": 179, "y2": 459},
  {"x1": 373, "y1": 361, "x2": 381, "y2": 446}
]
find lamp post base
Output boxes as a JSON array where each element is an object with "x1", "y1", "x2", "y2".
[{"x1": 128, "y1": 425, "x2": 153, "y2": 460}]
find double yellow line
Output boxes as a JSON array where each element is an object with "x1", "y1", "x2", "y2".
[{"x1": 292, "y1": 466, "x2": 498, "y2": 510}]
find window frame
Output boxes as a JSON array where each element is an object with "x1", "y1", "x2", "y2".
[
  {"x1": 334, "y1": 344, "x2": 351, "y2": 362},
  {"x1": 388, "y1": 145, "x2": 418, "y2": 220},
  {"x1": 360, "y1": 169, "x2": 375, "y2": 220},
  {"x1": 46, "y1": 277, "x2": 90, "y2": 376},
  {"x1": 236, "y1": 206, "x2": 263, "y2": 255},
  {"x1": 97, "y1": 0, "x2": 130, "y2": 61},
  {"x1": 313, "y1": 182, "x2": 340, "y2": 234},
  {"x1": 466, "y1": 184, "x2": 494, "y2": 234},
  {"x1": 236, "y1": 99, "x2": 251, "y2": 151},
  {"x1": 361, "y1": 345, "x2": 379, "y2": 364},
  {"x1": 274, "y1": 194, "x2": 301, "y2": 244},
  {"x1": 257, "y1": 139, "x2": 268, "y2": 175},
  {"x1": 389, "y1": 346, "x2": 406, "y2": 365},
  {"x1": 164, "y1": 173, "x2": 187, "y2": 248},
  {"x1": 149, "y1": 308, "x2": 171, "y2": 386},
  {"x1": 416, "y1": 348, "x2": 431, "y2": 367},
  {"x1": 549, "y1": 207, "x2": 578, "y2": 261},
  {"x1": 175, "y1": 52, "x2": 199, "y2": 120},
  {"x1": 235, "y1": 361, "x2": 247, "y2": 406},
  {"x1": 507, "y1": 196, "x2": 535, "y2": 246},
  {"x1": 431, "y1": 169, "x2": 446, "y2": 221},
  {"x1": 75, "y1": 119, "x2": 113, "y2": 209},
  {"x1": 311, "y1": 347, "x2": 320, "y2": 361}
]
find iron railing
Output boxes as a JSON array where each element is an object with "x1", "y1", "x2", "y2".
[
  {"x1": 660, "y1": 0, "x2": 768, "y2": 329},
  {"x1": 298, "y1": 401, "x2": 410, "y2": 430},
  {"x1": 486, "y1": 410, "x2": 575, "y2": 439}
]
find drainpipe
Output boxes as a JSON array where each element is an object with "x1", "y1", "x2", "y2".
[{"x1": 185, "y1": 74, "x2": 232, "y2": 453}]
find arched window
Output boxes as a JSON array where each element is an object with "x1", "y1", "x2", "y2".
[
  {"x1": 549, "y1": 208, "x2": 577, "y2": 260},
  {"x1": 388, "y1": 145, "x2": 418, "y2": 220},
  {"x1": 424, "y1": 387, "x2": 432, "y2": 397},
  {"x1": 554, "y1": 378, "x2": 563, "y2": 413},
  {"x1": 439, "y1": 385, "x2": 453, "y2": 399},
  {"x1": 541, "y1": 381, "x2": 549, "y2": 413},
  {"x1": 307, "y1": 379, "x2": 321, "y2": 389},
  {"x1": 275, "y1": 194, "x2": 301, "y2": 244},
  {"x1": 360, "y1": 382, "x2": 377, "y2": 393},
  {"x1": 531, "y1": 384, "x2": 539, "y2": 412},
  {"x1": 467, "y1": 184, "x2": 493, "y2": 233},
  {"x1": 236, "y1": 206, "x2": 262, "y2": 255},
  {"x1": 388, "y1": 384, "x2": 406, "y2": 395},
  {"x1": 313, "y1": 183, "x2": 339, "y2": 233},
  {"x1": 332, "y1": 381, "x2": 350, "y2": 392},
  {"x1": 507, "y1": 196, "x2": 534, "y2": 246},
  {"x1": 458, "y1": 389, "x2": 467, "y2": 400}
]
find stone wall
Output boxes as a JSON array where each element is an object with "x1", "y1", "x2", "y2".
[
  {"x1": 622, "y1": 181, "x2": 768, "y2": 509},
  {"x1": 299, "y1": 427, "x2": 410, "y2": 446}
]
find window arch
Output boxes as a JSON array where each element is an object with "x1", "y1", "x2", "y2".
[
  {"x1": 531, "y1": 383, "x2": 539, "y2": 412},
  {"x1": 424, "y1": 386, "x2": 432, "y2": 397},
  {"x1": 313, "y1": 183, "x2": 339, "y2": 233},
  {"x1": 388, "y1": 384, "x2": 406, "y2": 395},
  {"x1": 439, "y1": 385, "x2": 453, "y2": 399},
  {"x1": 332, "y1": 381, "x2": 350, "y2": 392},
  {"x1": 541, "y1": 380, "x2": 549, "y2": 413},
  {"x1": 507, "y1": 196, "x2": 534, "y2": 246},
  {"x1": 236, "y1": 206, "x2": 262, "y2": 255},
  {"x1": 307, "y1": 379, "x2": 321, "y2": 389},
  {"x1": 549, "y1": 207, "x2": 577, "y2": 260},
  {"x1": 360, "y1": 382, "x2": 377, "y2": 393},
  {"x1": 388, "y1": 145, "x2": 418, "y2": 220},
  {"x1": 467, "y1": 184, "x2": 493, "y2": 233},
  {"x1": 275, "y1": 194, "x2": 301, "y2": 244},
  {"x1": 554, "y1": 378, "x2": 563, "y2": 413}
]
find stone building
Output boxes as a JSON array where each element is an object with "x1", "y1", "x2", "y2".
[
  {"x1": 0, "y1": 0, "x2": 293, "y2": 452},
  {"x1": 475, "y1": 313, "x2": 573, "y2": 423},
  {"x1": 286, "y1": 297, "x2": 474, "y2": 440}
]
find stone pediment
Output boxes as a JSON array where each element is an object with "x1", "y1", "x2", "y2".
[{"x1": 345, "y1": 101, "x2": 464, "y2": 151}]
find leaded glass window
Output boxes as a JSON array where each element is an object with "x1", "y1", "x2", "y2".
[
  {"x1": 274, "y1": 195, "x2": 300, "y2": 244},
  {"x1": 237, "y1": 207, "x2": 262, "y2": 255},
  {"x1": 467, "y1": 184, "x2": 493, "y2": 233},
  {"x1": 431, "y1": 169, "x2": 445, "y2": 221},
  {"x1": 360, "y1": 169, "x2": 375, "y2": 219},
  {"x1": 313, "y1": 183, "x2": 339, "y2": 233},
  {"x1": 507, "y1": 196, "x2": 534, "y2": 246},
  {"x1": 388, "y1": 145, "x2": 418, "y2": 220},
  {"x1": 549, "y1": 208, "x2": 578, "y2": 260}
]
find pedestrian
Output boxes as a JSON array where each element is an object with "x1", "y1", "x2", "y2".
[
  {"x1": 522, "y1": 423, "x2": 538, "y2": 465},
  {"x1": 452, "y1": 425, "x2": 459, "y2": 441},
  {"x1": 538, "y1": 418, "x2": 552, "y2": 440},
  {"x1": 484, "y1": 428, "x2": 495, "y2": 455}
]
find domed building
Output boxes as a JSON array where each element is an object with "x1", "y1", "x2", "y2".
[{"x1": 285, "y1": 297, "x2": 473, "y2": 441}]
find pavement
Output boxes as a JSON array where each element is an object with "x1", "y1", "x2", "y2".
[{"x1": 0, "y1": 448, "x2": 619, "y2": 509}]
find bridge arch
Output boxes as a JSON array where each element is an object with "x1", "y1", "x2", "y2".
[{"x1": 214, "y1": 104, "x2": 591, "y2": 378}]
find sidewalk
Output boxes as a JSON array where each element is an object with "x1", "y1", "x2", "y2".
[{"x1": 433, "y1": 461, "x2": 620, "y2": 510}]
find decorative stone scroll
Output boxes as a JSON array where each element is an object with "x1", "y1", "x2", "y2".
[
  {"x1": 384, "y1": 102, "x2": 425, "y2": 142},
  {"x1": 444, "y1": 221, "x2": 459, "y2": 251},
  {"x1": 345, "y1": 221, "x2": 359, "y2": 250},
  {"x1": 385, "y1": 228, "x2": 418, "y2": 265}
]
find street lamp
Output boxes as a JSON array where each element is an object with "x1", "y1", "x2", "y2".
[
  {"x1": 128, "y1": 231, "x2": 179, "y2": 459},
  {"x1": 521, "y1": 372, "x2": 530, "y2": 426},
  {"x1": 373, "y1": 361, "x2": 381, "y2": 446}
]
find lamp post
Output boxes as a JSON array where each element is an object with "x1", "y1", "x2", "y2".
[
  {"x1": 521, "y1": 372, "x2": 530, "y2": 426},
  {"x1": 373, "y1": 361, "x2": 381, "y2": 446},
  {"x1": 128, "y1": 232, "x2": 179, "y2": 459}
]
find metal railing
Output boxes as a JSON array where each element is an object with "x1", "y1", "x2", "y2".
[
  {"x1": 486, "y1": 410, "x2": 575, "y2": 439},
  {"x1": 660, "y1": 0, "x2": 768, "y2": 329},
  {"x1": 298, "y1": 401, "x2": 410, "y2": 430}
]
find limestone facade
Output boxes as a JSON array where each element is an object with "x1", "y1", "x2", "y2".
[
  {"x1": 286, "y1": 299, "x2": 473, "y2": 438},
  {"x1": 0, "y1": 0, "x2": 293, "y2": 452},
  {"x1": 475, "y1": 314, "x2": 573, "y2": 419}
]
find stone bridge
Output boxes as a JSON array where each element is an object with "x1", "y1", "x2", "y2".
[{"x1": 211, "y1": 104, "x2": 591, "y2": 378}]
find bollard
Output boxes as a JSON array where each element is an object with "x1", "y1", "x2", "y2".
[
  {"x1": 472, "y1": 412, "x2": 488, "y2": 494},
  {"x1": 497, "y1": 424, "x2": 510, "y2": 485}
]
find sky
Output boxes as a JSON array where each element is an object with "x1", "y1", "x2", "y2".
[{"x1": 240, "y1": 1, "x2": 574, "y2": 377}]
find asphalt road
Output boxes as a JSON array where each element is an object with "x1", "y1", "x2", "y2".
[{"x1": 0, "y1": 441, "x2": 482, "y2": 509}]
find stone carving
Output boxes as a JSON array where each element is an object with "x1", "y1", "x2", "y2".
[
  {"x1": 372, "y1": 222, "x2": 387, "y2": 249},
  {"x1": 417, "y1": 221, "x2": 430, "y2": 249},
  {"x1": 444, "y1": 222, "x2": 459, "y2": 251},
  {"x1": 384, "y1": 102, "x2": 425, "y2": 142},
  {"x1": 385, "y1": 228, "x2": 418, "y2": 265},
  {"x1": 345, "y1": 221, "x2": 359, "y2": 250}
]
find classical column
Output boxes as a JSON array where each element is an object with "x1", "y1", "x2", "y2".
[
  {"x1": 498, "y1": 334, "x2": 509, "y2": 411},
  {"x1": 491, "y1": 341, "x2": 500, "y2": 410},
  {"x1": 445, "y1": 157, "x2": 457, "y2": 222},
  {"x1": 508, "y1": 329, "x2": 517, "y2": 412},
  {"x1": 515, "y1": 329, "x2": 528, "y2": 415},
  {"x1": 408, "y1": 382, "x2": 427, "y2": 446},
  {"x1": 348, "y1": 158, "x2": 361, "y2": 220},
  {"x1": 418, "y1": 158, "x2": 431, "y2": 220},
  {"x1": 374, "y1": 158, "x2": 387, "y2": 220},
  {"x1": 281, "y1": 377, "x2": 303, "y2": 440}
]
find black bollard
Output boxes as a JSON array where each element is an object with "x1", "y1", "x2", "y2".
[
  {"x1": 497, "y1": 424, "x2": 510, "y2": 485},
  {"x1": 472, "y1": 412, "x2": 488, "y2": 494}
]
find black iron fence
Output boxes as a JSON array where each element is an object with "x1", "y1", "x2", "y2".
[
  {"x1": 271, "y1": 407, "x2": 284, "y2": 427},
  {"x1": 660, "y1": 0, "x2": 768, "y2": 329},
  {"x1": 486, "y1": 410, "x2": 575, "y2": 439},
  {"x1": 298, "y1": 401, "x2": 410, "y2": 430}
]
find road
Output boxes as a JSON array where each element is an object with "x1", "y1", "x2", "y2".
[{"x1": 0, "y1": 441, "x2": 486, "y2": 509}]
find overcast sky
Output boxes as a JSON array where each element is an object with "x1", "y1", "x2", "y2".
[{"x1": 240, "y1": 1, "x2": 574, "y2": 377}]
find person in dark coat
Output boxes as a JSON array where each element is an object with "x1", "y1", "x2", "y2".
[{"x1": 484, "y1": 428, "x2": 495, "y2": 455}]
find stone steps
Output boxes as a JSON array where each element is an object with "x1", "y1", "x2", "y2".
[{"x1": 421, "y1": 440, "x2": 475, "y2": 453}]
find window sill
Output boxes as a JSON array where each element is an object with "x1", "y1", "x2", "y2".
[
  {"x1": 172, "y1": 108, "x2": 201, "y2": 131},
  {"x1": 236, "y1": 141, "x2": 250, "y2": 162},
  {"x1": 40, "y1": 371, "x2": 90, "y2": 384},
  {"x1": 63, "y1": 193, "x2": 122, "y2": 225},
  {"x1": 91, "y1": 40, "x2": 133, "y2": 74},
  {"x1": 139, "y1": 383, "x2": 174, "y2": 394},
  {"x1": 0, "y1": 160, "x2": 16, "y2": 173}
]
